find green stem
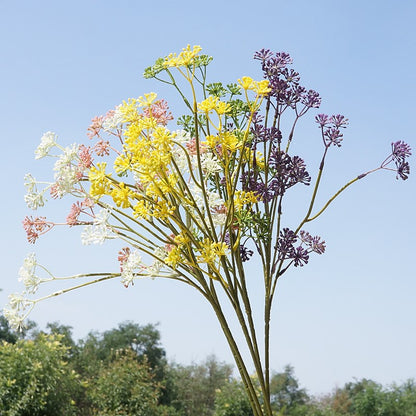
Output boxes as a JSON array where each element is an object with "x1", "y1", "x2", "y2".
[
  {"x1": 306, "y1": 175, "x2": 362, "y2": 222},
  {"x1": 295, "y1": 149, "x2": 327, "y2": 235},
  {"x1": 205, "y1": 288, "x2": 265, "y2": 416}
]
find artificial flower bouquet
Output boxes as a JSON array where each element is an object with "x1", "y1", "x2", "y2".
[{"x1": 5, "y1": 45, "x2": 411, "y2": 415}]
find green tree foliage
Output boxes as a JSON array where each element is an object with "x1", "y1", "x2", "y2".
[
  {"x1": 0, "y1": 334, "x2": 81, "y2": 416},
  {"x1": 88, "y1": 349, "x2": 162, "y2": 416},
  {"x1": 214, "y1": 366, "x2": 311, "y2": 416},
  {"x1": 74, "y1": 321, "x2": 173, "y2": 411},
  {"x1": 75, "y1": 322, "x2": 166, "y2": 375},
  {"x1": 169, "y1": 355, "x2": 233, "y2": 416},
  {"x1": 2, "y1": 316, "x2": 416, "y2": 416},
  {"x1": 315, "y1": 378, "x2": 416, "y2": 416},
  {"x1": 270, "y1": 365, "x2": 309, "y2": 414},
  {"x1": 43, "y1": 321, "x2": 78, "y2": 354},
  {"x1": 214, "y1": 379, "x2": 253, "y2": 416},
  {"x1": 346, "y1": 378, "x2": 416, "y2": 416}
]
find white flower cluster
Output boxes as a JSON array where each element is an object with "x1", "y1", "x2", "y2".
[
  {"x1": 35, "y1": 131, "x2": 57, "y2": 159},
  {"x1": 24, "y1": 173, "x2": 46, "y2": 210},
  {"x1": 146, "y1": 247, "x2": 167, "y2": 277},
  {"x1": 171, "y1": 130, "x2": 193, "y2": 173},
  {"x1": 25, "y1": 136, "x2": 82, "y2": 207},
  {"x1": 120, "y1": 250, "x2": 144, "y2": 287},
  {"x1": 199, "y1": 152, "x2": 222, "y2": 175},
  {"x1": 102, "y1": 107, "x2": 124, "y2": 131},
  {"x1": 52, "y1": 143, "x2": 80, "y2": 197},
  {"x1": 81, "y1": 209, "x2": 113, "y2": 245},
  {"x1": 3, "y1": 293, "x2": 32, "y2": 331},
  {"x1": 189, "y1": 185, "x2": 227, "y2": 227},
  {"x1": 18, "y1": 252, "x2": 41, "y2": 294}
]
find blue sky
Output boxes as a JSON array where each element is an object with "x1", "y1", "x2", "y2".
[{"x1": 1, "y1": 0, "x2": 415, "y2": 395}]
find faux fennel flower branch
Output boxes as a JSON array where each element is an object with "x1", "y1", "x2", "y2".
[{"x1": 5, "y1": 45, "x2": 411, "y2": 416}]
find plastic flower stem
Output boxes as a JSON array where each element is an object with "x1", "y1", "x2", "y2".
[
  {"x1": 294, "y1": 147, "x2": 328, "y2": 235},
  {"x1": 171, "y1": 141, "x2": 203, "y2": 188},
  {"x1": 215, "y1": 253, "x2": 264, "y2": 384},
  {"x1": 193, "y1": 64, "x2": 208, "y2": 92},
  {"x1": 265, "y1": 196, "x2": 285, "y2": 389},
  {"x1": 228, "y1": 237, "x2": 240, "y2": 292},
  {"x1": 285, "y1": 115, "x2": 300, "y2": 154},
  {"x1": 36, "y1": 264, "x2": 58, "y2": 279},
  {"x1": 205, "y1": 285, "x2": 264, "y2": 416},
  {"x1": 34, "y1": 274, "x2": 120, "y2": 303},
  {"x1": 269, "y1": 195, "x2": 284, "y2": 278},
  {"x1": 191, "y1": 89, "x2": 218, "y2": 241},
  {"x1": 264, "y1": 289, "x2": 272, "y2": 410},
  {"x1": 45, "y1": 272, "x2": 119, "y2": 281},
  {"x1": 264, "y1": 97, "x2": 271, "y2": 127},
  {"x1": 109, "y1": 210, "x2": 168, "y2": 246},
  {"x1": 233, "y1": 247, "x2": 271, "y2": 412},
  {"x1": 107, "y1": 206, "x2": 171, "y2": 246},
  {"x1": 110, "y1": 227, "x2": 162, "y2": 253},
  {"x1": 163, "y1": 68, "x2": 193, "y2": 112},
  {"x1": 306, "y1": 175, "x2": 362, "y2": 222},
  {"x1": 161, "y1": 265, "x2": 207, "y2": 291},
  {"x1": 218, "y1": 238, "x2": 270, "y2": 412},
  {"x1": 231, "y1": 107, "x2": 257, "y2": 192}
]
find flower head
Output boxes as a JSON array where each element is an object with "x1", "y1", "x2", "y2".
[
  {"x1": 87, "y1": 116, "x2": 104, "y2": 139},
  {"x1": 164, "y1": 44, "x2": 202, "y2": 68},
  {"x1": 300, "y1": 230, "x2": 326, "y2": 254},
  {"x1": 18, "y1": 253, "x2": 41, "y2": 294},
  {"x1": 380, "y1": 141, "x2": 412, "y2": 180},
  {"x1": 81, "y1": 209, "x2": 112, "y2": 245},
  {"x1": 35, "y1": 131, "x2": 57, "y2": 159},
  {"x1": 23, "y1": 216, "x2": 52, "y2": 243},
  {"x1": 317, "y1": 114, "x2": 349, "y2": 148},
  {"x1": 119, "y1": 249, "x2": 144, "y2": 287}
]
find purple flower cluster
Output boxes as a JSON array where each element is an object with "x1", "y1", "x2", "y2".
[
  {"x1": 376, "y1": 140, "x2": 412, "y2": 180},
  {"x1": 254, "y1": 49, "x2": 321, "y2": 111},
  {"x1": 315, "y1": 114, "x2": 349, "y2": 147},
  {"x1": 276, "y1": 228, "x2": 309, "y2": 267},
  {"x1": 224, "y1": 232, "x2": 254, "y2": 262},
  {"x1": 391, "y1": 141, "x2": 411, "y2": 180},
  {"x1": 241, "y1": 148, "x2": 310, "y2": 202},
  {"x1": 276, "y1": 228, "x2": 325, "y2": 267},
  {"x1": 241, "y1": 114, "x2": 312, "y2": 202},
  {"x1": 250, "y1": 119, "x2": 282, "y2": 148},
  {"x1": 299, "y1": 230, "x2": 326, "y2": 254}
]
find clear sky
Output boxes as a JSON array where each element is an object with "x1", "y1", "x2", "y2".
[{"x1": 1, "y1": 0, "x2": 415, "y2": 395}]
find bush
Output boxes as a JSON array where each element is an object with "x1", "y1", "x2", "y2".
[
  {"x1": 88, "y1": 349, "x2": 161, "y2": 416},
  {"x1": 0, "y1": 334, "x2": 80, "y2": 415}
]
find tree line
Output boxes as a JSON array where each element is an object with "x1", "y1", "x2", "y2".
[{"x1": 0, "y1": 315, "x2": 415, "y2": 415}]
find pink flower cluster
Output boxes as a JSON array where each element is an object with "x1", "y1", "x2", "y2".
[
  {"x1": 23, "y1": 216, "x2": 53, "y2": 244},
  {"x1": 143, "y1": 99, "x2": 173, "y2": 126},
  {"x1": 66, "y1": 198, "x2": 95, "y2": 226}
]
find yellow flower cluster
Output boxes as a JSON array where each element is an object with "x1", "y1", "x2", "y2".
[
  {"x1": 198, "y1": 239, "x2": 228, "y2": 266},
  {"x1": 205, "y1": 131, "x2": 240, "y2": 153},
  {"x1": 165, "y1": 246, "x2": 182, "y2": 268},
  {"x1": 87, "y1": 94, "x2": 181, "y2": 221},
  {"x1": 237, "y1": 76, "x2": 271, "y2": 96},
  {"x1": 118, "y1": 98, "x2": 141, "y2": 123},
  {"x1": 89, "y1": 162, "x2": 112, "y2": 198},
  {"x1": 138, "y1": 92, "x2": 157, "y2": 107},
  {"x1": 164, "y1": 232, "x2": 190, "y2": 269},
  {"x1": 198, "y1": 96, "x2": 231, "y2": 115},
  {"x1": 164, "y1": 44, "x2": 202, "y2": 68},
  {"x1": 111, "y1": 182, "x2": 133, "y2": 208},
  {"x1": 233, "y1": 190, "x2": 259, "y2": 211}
]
